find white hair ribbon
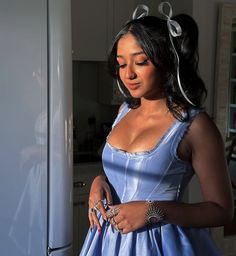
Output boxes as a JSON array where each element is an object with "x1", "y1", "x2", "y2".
[
  {"x1": 116, "y1": 79, "x2": 128, "y2": 98},
  {"x1": 132, "y1": 4, "x2": 149, "y2": 20},
  {"x1": 158, "y1": 2, "x2": 195, "y2": 106}
]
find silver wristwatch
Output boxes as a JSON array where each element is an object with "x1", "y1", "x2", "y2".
[{"x1": 146, "y1": 200, "x2": 165, "y2": 224}]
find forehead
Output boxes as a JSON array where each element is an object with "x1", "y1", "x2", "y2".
[{"x1": 117, "y1": 33, "x2": 143, "y2": 55}]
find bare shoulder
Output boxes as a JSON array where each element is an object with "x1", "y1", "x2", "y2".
[
  {"x1": 188, "y1": 111, "x2": 224, "y2": 151},
  {"x1": 190, "y1": 111, "x2": 221, "y2": 136}
]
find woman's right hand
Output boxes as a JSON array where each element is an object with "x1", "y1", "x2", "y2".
[{"x1": 88, "y1": 174, "x2": 113, "y2": 232}]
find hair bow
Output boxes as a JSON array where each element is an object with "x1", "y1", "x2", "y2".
[
  {"x1": 158, "y1": 2, "x2": 182, "y2": 37},
  {"x1": 159, "y1": 2, "x2": 195, "y2": 106},
  {"x1": 132, "y1": 4, "x2": 149, "y2": 20}
]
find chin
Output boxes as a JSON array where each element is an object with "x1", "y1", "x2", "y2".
[{"x1": 128, "y1": 91, "x2": 143, "y2": 98}]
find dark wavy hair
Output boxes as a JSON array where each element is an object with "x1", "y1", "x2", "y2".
[{"x1": 107, "y1": 14, "x2": 207, "y2": 121}]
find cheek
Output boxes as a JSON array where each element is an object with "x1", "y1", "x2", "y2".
[
  {"x1": 139, "y1": 65, "x2": 157, "y2": 77},
  {"x1": 145, "y1": 71, "x2": 160, "y2": 89},
  {"x1": 119, "y1": 69, "x2": 126, "y2": 82},
  {"x1": 143, "y1": 70, "x2": 158, "y2": 81}
]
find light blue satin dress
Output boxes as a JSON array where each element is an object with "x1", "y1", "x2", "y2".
[{"x1": 80, "y1": 103, "x2": 221, "y2": 256}]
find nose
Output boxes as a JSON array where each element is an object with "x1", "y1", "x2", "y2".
[{"x1": 126, "y1": 64, "x2": 136, "y2": 80}]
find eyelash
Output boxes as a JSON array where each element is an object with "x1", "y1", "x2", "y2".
[
  {"x1": 137, "y1": 59, "x2": 148, "y2": 66},
  {"x1": 118, "y1": 59, "x2": 149, "y2": 68}
]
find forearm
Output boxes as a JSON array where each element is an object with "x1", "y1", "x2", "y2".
[
  {"x1": 157, "y1": 200, "x2": 233, "y2": 228},
  {"x1": 105, "y1": 199, "x2": 233, "y2": 234}
]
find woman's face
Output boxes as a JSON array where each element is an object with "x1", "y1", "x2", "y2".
[{"x1": 116, "y1": 33, "x2": 162, "y2": 99}]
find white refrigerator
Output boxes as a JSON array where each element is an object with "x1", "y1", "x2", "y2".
[{"x1": 0, "y1": 0, "x2": 73, "y2": 255}]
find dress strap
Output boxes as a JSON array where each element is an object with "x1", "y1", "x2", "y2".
[
  {"x1": 111, "y1": 102, "x2": 130, "y2": 128},
  {"x1": 171, "y1": 108, "x2": 204, "y2": 160}
]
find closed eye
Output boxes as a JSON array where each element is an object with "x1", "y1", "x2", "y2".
[
  {"x1": 136, "y1": 59, "x2": 149, "y2": 66},
  {"x1": 118, "y1": 63, "x2": 126, "y2": 69}
]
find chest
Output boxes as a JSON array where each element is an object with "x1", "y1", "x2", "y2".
[{"x1": 108, "y1": 110, "x2": 176, "y2": 153}]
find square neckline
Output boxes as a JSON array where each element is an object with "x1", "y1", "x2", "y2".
[{"x1": 106, "y1": 104, "x2": 180, "y2": 157}]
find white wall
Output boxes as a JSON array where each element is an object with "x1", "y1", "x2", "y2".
[
  {"x1": 193, "y1": 0, "x2": 236, "y2": 118},
  {"x1": 177, "y1": 3, "x2": 236, "y2": 254},
  {"x1": 162, "y1": 0, "x2": 193, "y2": 15},
  {"x1": 187, "y1": 0, "x2": 236, "y2": 203}
]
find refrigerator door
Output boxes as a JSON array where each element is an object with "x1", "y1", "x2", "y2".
[
  {"x1": 50, "y1": 245, "x2": 73, "y2": 256},
  {"x1": 0, "y1": 0, "x2": 48, "y2": 255},
  {"x1": 48, "y1": 0, "x2": 73, "y2": 252},
  {"x1": 0, "y1": 0, "x2": 73, "y2": 255}
]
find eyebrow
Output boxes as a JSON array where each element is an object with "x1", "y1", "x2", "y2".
[{"x1": 116, "y1": 51, "x2": 146, "y2": 58}]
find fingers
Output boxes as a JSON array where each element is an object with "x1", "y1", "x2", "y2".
[
  {"x1": 106, "y1": 206, "x2": 120, "y2": 219},
  {"x1": 92, "y1": 213, "x2": 102, "y2": 233},
  {"x1": 88, "y1": 208, "x2": 95, "y2": 229},
  {"x1": 94, "y1": 199, "x2": 108, "y2": 221},
  {"x1": 88, "y1": 207, "x2": 102, "y2": 232},
  {"x1": 88, "y1": 203, "x2": 126, "y2": 234},
  {"x1": 109, "y1": 216, "x2": 125, "y2": 233},
  {"x1": 98, "y1": 204, "x2": 108, "y2": 221},
  {"x1": 104, "y1": 186, "x2": 113, "y2": 206},
  {"x1": 88, "y1": 199, "x2": 108, "y2": 233},
  {"x1": 106, "y1": 206, "x2": 125, "y2": 233}
]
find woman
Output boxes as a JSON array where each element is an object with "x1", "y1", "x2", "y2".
[{"x1": 80, "y1": 3, "x2": 233, "y2": 256}]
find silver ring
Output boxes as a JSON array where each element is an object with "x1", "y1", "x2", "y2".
[
  {"x1": 110, "y1": 217, "x2": 117, "y2": 226},
  {"x1": 93, "y1": 206, "x2": 99, "y2": 211},
  {"x1": 93, "y1": 199, "x2": 102, "y2": 211},
  {"x1": 94, "y1": 199, "x2": 102, "y2": 206},
  {"x1": 114, "y1": 224, "x2": 120, "y2": 231},
  {"x1": 88, "y1": 208, "x2": 95, "y2": 214},
  {"x1": 107, "y1": 207, "x2": 120, "y2": 219}
]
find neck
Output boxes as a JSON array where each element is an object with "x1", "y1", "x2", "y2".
[{"x1": 138, "y1": 97, "x2": 169, "y2": 115}]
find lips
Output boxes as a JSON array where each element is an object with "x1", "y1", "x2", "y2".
[{"x1": 126, "y1": 83, "x2": 140, "y2": 90}]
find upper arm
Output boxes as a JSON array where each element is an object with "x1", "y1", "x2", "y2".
[{"x1": 188, "y1": 112, "x2": 233, "y2": 211}]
